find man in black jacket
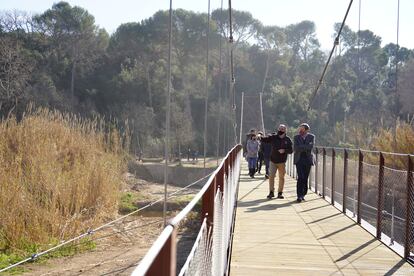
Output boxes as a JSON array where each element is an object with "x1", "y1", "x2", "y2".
[
  {"x1": 293, "y1": 123, "x2": 315, "y2": 202},
  {"x1": 260, "y1": 124, "x2": 293, "y2": 199}
]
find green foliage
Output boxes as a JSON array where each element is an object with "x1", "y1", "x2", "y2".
[
  {"x1": 1, "y1": 2, "x2": 413, "y2": 154},
  {"x1": 0, "y1": 239, "x2": 96, "y2": 273}
]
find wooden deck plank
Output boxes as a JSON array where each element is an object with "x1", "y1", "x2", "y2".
[{"x1": 230, "y1": 163, "x2": 413, "y2": 275}]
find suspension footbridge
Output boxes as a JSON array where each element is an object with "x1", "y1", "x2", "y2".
[{"x1": 1, "y1": 0, "x2": 413, "y2": 275}]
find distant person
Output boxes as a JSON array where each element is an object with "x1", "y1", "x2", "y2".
[
  {"x1": 256, "y1": 131, "x2": 264, "y2": 174},
  {"x1": 187, "y1": 148, "x2": 191, "y2": 161},
  {"x1": 243, "y1": 129, "x2": 256, "y2": 159},
  {"x1": 260, "y1": 124, "x2": 293, "y2": 199},
  {"x1": 293, "y1": 123, "x2": 315, "y2": 202},
  {"x1": 246, "y1": 133, "x2": 260, "y2": 178},
  {"x1": 137, "y1": 149, "x2": 143, "y2": 162}
]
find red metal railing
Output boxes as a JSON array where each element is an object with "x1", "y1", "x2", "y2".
[{"x1": 132, "y1": 144, "x2": 242, "y2": 276}]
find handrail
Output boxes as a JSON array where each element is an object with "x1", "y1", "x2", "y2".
[
  {"x1": 131, "y1": 226, "x2": 175, "y2": 276},
  {"x1": 170, "y1": 148, "x2": 232, "y2": 226},
  {"x1": 316, "y1": 146, "x2": 413, "y2": 157},
  {"x1": 131, "y1": 144, "x2": 243, "y2": 276}
]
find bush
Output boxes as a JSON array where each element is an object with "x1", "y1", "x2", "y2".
[{"x1": 0, "y1": 108, "x2": 127, "y2": 254}]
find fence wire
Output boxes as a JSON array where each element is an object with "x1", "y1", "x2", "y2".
[
  {"x1": 334, "y1": 151, "x2": 344, "y2": 206},
  {"x1": 409, "y1": 166, "x2": 414, "y2": 256},
  {"x1": 361, "y1": 162, "x2": 379, "y2": 230},
  {"x1": 325, "y1": 149, "x2": 333, "y2": 199},
  {"x1": 382, "y1": 166, "x2": 407, "y2": 246},
  {"x1": 288, "y1": 147, "x2": 414, "y2": 260},
  {"x1": 347, "y1": 157, "x2": 359, "y2": 217},
  {"x1": 178, "y1": 150, "x2": 241, "y2": 276},
  {"x1": 317, "y1": 155, "x2": 323, "y2": 195},
  {"x1": 179, "y1": 219, "x2": 212, "y2": 276}
]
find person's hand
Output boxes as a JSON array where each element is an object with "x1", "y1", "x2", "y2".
[{"x1": 278, "y1": 149, "x2": 285, "y2": 154}]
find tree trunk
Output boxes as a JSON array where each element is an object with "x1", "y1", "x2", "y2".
[
  {"x1": 147, "y1": 65, "x2": 152, "y2": 108},
  {"x1": 71, "y1": 60, "x2": 76, "y2": 106}
]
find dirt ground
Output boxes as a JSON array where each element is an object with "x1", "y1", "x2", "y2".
[{"x1": 17, "y1": 171, "x2": 201, "y2": 275}]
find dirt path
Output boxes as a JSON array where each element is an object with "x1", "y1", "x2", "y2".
[
  {"x1": 20, "y1": 215, "x2": 162, "y2": 275},
  {"x1": 18, "y1": 172, "x2": 200, "y2": 275}
]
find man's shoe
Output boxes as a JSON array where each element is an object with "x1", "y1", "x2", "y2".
[
  {"x1": 277, "y1": 192, "x2": 284, "y2": 199},
  {"x1": 267, "y1": 191, "x2": 275, "y2": 199},
  {"x1": 297, "y1": 198, "x2": 302, "y2": 203},
  {"x1": 265, "y1": 174, "x2": 269, "y2": 179},
  {"x1": 301, "y1": 197, "x2": 305, "y2": 201}
]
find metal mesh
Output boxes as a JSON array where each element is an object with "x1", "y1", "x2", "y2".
[
  {"x1": 309, "y1": 165, "x2": 315, "y2": 191},
  {"x1": 381, "y1": 166, "x2": 407, "y2": 248},
  {"x1": 409, "y1": 167, "x2": 414, "y2": 258},
  {"x1": 178, "y1": 150, "x2": 242, "y2": 276},
  {"x1": 179, "y1": 219, "x2": 212, "y2": 276},
  {"x1": 288, "y1": 148, "x2": 413, "y2": 259},
  {"x1": 317, "y1": 155, "x2": 323, "y2": 195},
  {"x1": 334, "y1": 150, "x2": 344, "y2": 206},
  {"x1": 360, "y1": 162, "x2": 379, "y2": 230},
  {"x1": 346, "y1": 156, "x2": 359, "y2": 217},
  {"x1": 325, "y1": 150, "x2": 333, "y2": 199}
]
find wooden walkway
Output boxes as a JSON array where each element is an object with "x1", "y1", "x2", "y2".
[{"x1": 230, "y1": 163, "x2": 413, "y2": 275}]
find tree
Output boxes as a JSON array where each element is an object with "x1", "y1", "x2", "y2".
[
  {"x1": 256, "y1": 25, "x2": 286, "y2": 93},
  {"x1": 211, "y1": 9, "x2": 260, "y2": 45},
  {"x1": 33, "y1": 1, "x2": 108, "y2": 105},
  {"x1": 0, "y1": 36, "x2": 33, "y2": 113},
  {"x1": 397, "y1": 58, "x2": 414, "y2": 114},
  {"x1": 285, "y1": 20, "x2": 320, "y2": 61},
  {"x1": 333, "y1": 23, "x2": 356, "y2": 55}
]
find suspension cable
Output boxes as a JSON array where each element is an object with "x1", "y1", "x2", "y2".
[
  {"x1": 0, "y1": 172, "x2": 212, "y2": 274},
  {"x1": 163, "y1": 0, "x2": 173, "y2": 227},
  {"x1": 228, "y1": 0, "x2": 237, "y2": 146},
  {"x1": 393, "y1": 0, "x2": 400, "y2": 151},
  {"x1": 307, "y1": 0, "x2": 354, "y2": 111},
  {"x1": 395, "y1": 0, "x2": 400, "y2": 97},
  {"x1": 203, "y1": 0, "x2": 211, "y2": 172},
  {"x1": 216, "y1": 0, "x2": 224, "y2": 166}
]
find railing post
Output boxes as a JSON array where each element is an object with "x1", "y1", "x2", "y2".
[
  {"x1": 331, "y1": 148, "x2": 336, "y2": 205},
  {"x1": 323, "y1": 148, "x2": 326, "y2": 199},
  {"x1": 147, "y1": 228, "x2": 177, "y2": 276},
  {"x1": 404, "y1": 155, "x2": 413, "y2": 259},
  {"x1": 342, "y1": 149, "x2": 348, "y2": 214},
  {"x1": 357, "y1": 150, "x2": 363, "y2": 225},
  {"x1": 376, "y1": 152, "x2": 385, "y2": 239},
  {"x1": 315, "y1": 148, "x2": 318, "y2": 195}
]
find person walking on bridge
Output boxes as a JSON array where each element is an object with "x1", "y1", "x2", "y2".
[
  {"x1": 260, "y1": 124, "x2": 292, "y2": 199},
  {"x1": 246, "y1": 133, "x2": 260, "y2": 178},
  {"x1": 256, "y1": 131, "x2": 265, "y2": 174},
  {"x1": 262, "y1": 133, "x2": 272, "y2": 179},
  {"x1": 293, "y1": 123, "x2": 315, "y2": 202}
]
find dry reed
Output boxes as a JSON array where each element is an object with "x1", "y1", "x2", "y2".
[{"x1": 0, "y1": 108, "x2": 127, "y2": 253}]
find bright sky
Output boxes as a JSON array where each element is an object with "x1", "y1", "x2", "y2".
[{"x1": 2, "y1": 0, "x2": 413, "y2": 50}]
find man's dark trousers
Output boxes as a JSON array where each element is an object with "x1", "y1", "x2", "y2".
[{"x1": 296, "y1": 158, "x2": 311, "y2": 198}]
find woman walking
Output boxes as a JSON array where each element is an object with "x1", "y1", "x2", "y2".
[{"x1": 246, "y1": 133, "x2": 260, "y2": 178}]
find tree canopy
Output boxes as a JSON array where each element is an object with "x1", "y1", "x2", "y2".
[{"x1": 0, "y1": 1, "x2": 413, "y2": 154}]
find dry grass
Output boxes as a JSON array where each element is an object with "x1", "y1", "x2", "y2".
[
  {"x1": 0, "y1": 108, "x2": 127, "y2": 254},
  {"x1": 371, "y1": 122, "x2": 414, "y2": 169}
]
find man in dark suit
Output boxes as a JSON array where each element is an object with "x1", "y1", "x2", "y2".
[{"x1": 293, "y1": 123, "x2": 315, "y2": 202}]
